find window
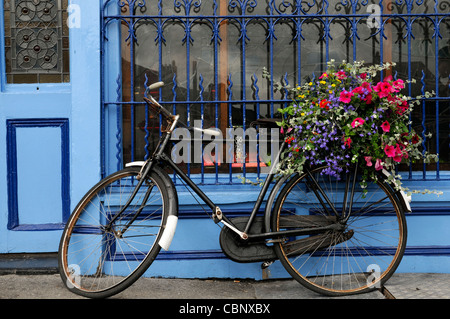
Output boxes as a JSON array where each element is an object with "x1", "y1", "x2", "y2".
[
  {"x1": 3, "y1": 0, "x2": 70, "y2": 83},
  {"x1": 103, "y1": 0, "x2": 450, "y2": 181}
]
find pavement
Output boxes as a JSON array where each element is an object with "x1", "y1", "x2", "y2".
[{"x1": 0, "y1": 254, "x2": 449, "y2": 301}]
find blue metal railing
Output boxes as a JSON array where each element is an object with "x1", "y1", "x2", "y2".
[{"x1": 101, "y1": 0, "x2": 450, "y2": 184}]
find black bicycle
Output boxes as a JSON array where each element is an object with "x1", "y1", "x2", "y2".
[{"x1": 58, "y1": 82, "x2": 409, "y2": 298}]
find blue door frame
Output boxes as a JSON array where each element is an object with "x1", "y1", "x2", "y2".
[{"x1": 0, "y1": 1, "x2": 101, "y2": 253}]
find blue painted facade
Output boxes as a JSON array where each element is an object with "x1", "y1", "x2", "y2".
[
  {"x1": 0, "y1": 0, "x2": 101, "y2": 253},
  {"x1": 1, "y1": 0, "x2": 450, "y2": 279}
]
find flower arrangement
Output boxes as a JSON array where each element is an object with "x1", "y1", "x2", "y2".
[{"x1": 277, "y1": 60, "x2": 437, "y2": 192}]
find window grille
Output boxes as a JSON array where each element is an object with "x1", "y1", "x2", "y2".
[{"x1": 101, "y1": 0, "x2": 450, "y2": 183}]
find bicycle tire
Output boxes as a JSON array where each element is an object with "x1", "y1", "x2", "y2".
[
  {"x1": 58, "y1": 166, "x2": 176, "y2": 298},
  {"x1": 271, "y1": 165, "x2": 407, "y2": 296}
]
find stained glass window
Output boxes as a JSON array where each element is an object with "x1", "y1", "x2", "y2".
[{"x1": 3, "y1": 0, "x2": 70, "y2": 83}]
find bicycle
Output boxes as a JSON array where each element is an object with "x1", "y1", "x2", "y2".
[{"x1": 58, "y1": 81, "x2": 410, "y2": 298}]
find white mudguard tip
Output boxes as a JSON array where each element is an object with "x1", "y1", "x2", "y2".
[
  {"x1": 382, "y1": 169, "x2": 412, "y2": 212},
  {"x1": 125, "y1": 161, "x2": 145, "y2": 167},
  {"x1": 159, "y1": 215, "x2": 178, "y2": 251}
]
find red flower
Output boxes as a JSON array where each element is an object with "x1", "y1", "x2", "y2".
[
  {"x1": 344, "y1": 137, "x2": 352, "y2": 148},
  {"x1": 285, "y1": 136, "x2": 294, "y2": 144},
  {"x1": 319, "y1": 99, "x2": 330, "y2": 110},
  {"x1": 363, "y1": 93, "x2": 373, "y2": 104},
  {"x1": 396, "y1": 100, "x2": 409, "y2": 115}
]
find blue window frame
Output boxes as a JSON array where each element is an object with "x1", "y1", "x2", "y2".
[{"x1": 101, "y1": 0, "x2": 450, "y2": 183}]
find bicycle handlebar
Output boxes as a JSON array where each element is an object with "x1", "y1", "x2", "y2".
[
  {"x1": 148, "y1": 81, "x2": 164, "y2": 92},
  {"x1": 144, "y1": 82, "x2": 220, "y2": 137}
]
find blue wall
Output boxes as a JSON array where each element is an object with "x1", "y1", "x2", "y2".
[
  {"x1": 0, "y1": 0, "x2": 101, "y2": 253},
  {"x1": 134, "y1": 176, "x2": 450, "y2": 279},
  {"x1": 1, "y1": 0, "x2": 449, "y2": 278}
]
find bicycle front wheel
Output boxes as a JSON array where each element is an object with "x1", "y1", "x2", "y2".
[
  {"x1": 271, "y1": 165, "x2": 407, "y2": 296},
  {"x1": 58, "y1": 166, "x2": 175, "y2": 298}
]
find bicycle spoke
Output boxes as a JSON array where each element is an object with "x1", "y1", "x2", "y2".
[
  {"x1": 59, "y1": 167, "x2": 170, "y2": 298},
  {"x1": 272, "y1": 165, "x2": 406, "y2": 296}
]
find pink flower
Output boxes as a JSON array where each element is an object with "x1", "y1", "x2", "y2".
[
  {"x1": 335, "y1": 70, "x2": 347, "y2": 79},
  {"x1": 375, "y1": 159, "x2": 383, "y2": 171},
  {"x1": 361, "y1": 81, "x2": 372, "y2": 92},
  {"x1": 374, "y1": 81, "x2": 395, "y2": 98},
  {"x1": 351, "y1": 117, "x2": 365, "y2": 128},
  {"x1": 384, "y1": 145, "x2": 396, "y2": 158},
  {"x1": 381, "y1": 121, "x2": 390, "y2": 133},
  {"x1": 393, "y1": 144, "x2": 406, "y2": 162},
  {"x1": 393, "y1": 79, "x2": 405, "y2": 92},
  {"x1": 351, "y1": 86, "x2": 365, "y2": 95},
  {"x1": 339, "y1": 90, "x2": 354, "y2": 103},
  {"x1": 364, "y1": 156, "x2": 373, "y2": 167},
  {"x1": 319, "y1": 73, "x2": 328, "y2": 79}
]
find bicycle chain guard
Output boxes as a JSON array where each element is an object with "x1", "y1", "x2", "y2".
[{"x1": 219, "y1": 216, "x2": 277, "y2": 263}]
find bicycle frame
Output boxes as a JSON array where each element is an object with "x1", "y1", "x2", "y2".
[
  {"x1": 109, "y1": 97, "x2": 344, "y2": 244},
  {"x1": 153, "y1": 146, "x2": 342, "y2": 243}
]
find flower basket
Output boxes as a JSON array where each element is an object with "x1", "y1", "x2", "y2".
[{"x1": 277, "y1": 60, "x2": 437, "y2": 193}]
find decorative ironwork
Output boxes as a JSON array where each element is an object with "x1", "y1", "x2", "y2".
[
  {"x1": 4, "y1": 0, "x2": 69, "y2": 83},
  {"x1": 101, "y1": 0, "x2": 450, "y2": 182}
]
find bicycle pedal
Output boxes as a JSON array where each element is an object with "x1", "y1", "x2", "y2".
[{"x1": 261, "y1": 260, "x2": 274, "y2": 269}]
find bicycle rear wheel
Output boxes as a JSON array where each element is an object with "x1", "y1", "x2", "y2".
[
  {"x1": 58, "y1": 166, "x2": 175, "y2": 298},
  {"x1": 271, "y1": 165, "x2": 407, "y2": 296}
]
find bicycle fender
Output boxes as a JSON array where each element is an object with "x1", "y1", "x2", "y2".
[
  {"x1": 381, "y1": 169, "x2": 412, "y2": 212},
  {"x1": 159, "y1": 215, "x2": 178, "y2": 251},
  {"x1": 263, "y1": 174, "x2": 291, "y2": 233},
  {"x1": 125, "y1": 161, "x2": 146, "y2": 168},
  {"x1": 126, "y1": 161, "x2": 180, "y2": 250}
]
